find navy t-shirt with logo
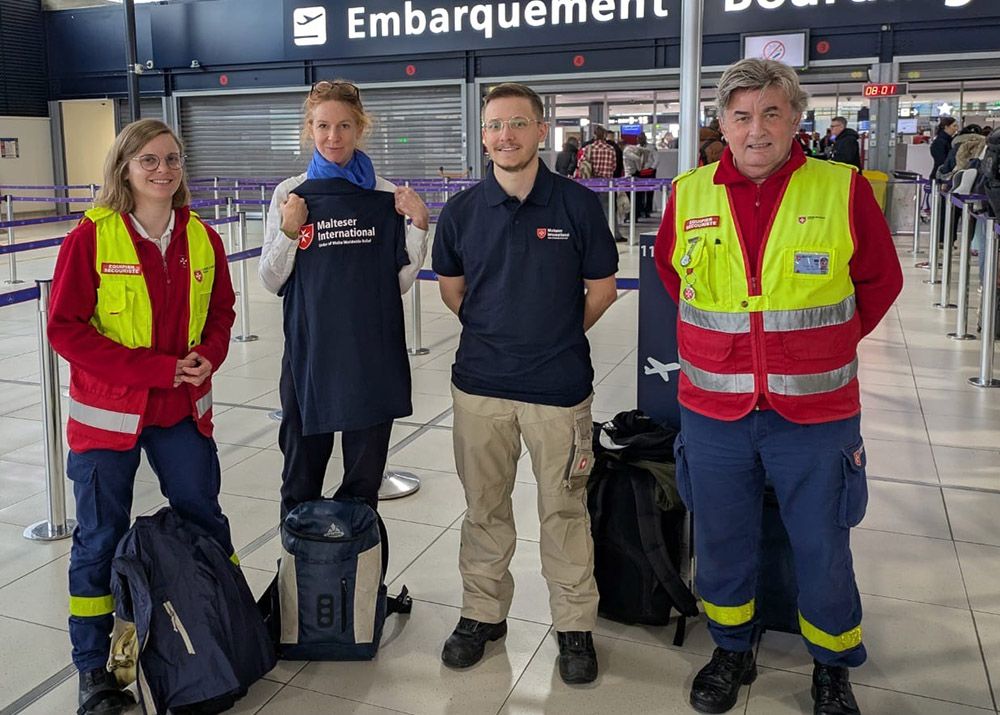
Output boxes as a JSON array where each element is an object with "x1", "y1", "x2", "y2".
[
  {"x1": 432, "y1": 160, "x2": 618, "y2": 407},
  {"x1": 282, "y1": 178, "x2": 412, "y2": 434}
]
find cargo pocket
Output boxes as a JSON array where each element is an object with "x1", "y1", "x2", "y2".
[
  {"x1": 564, "y1": 416, "x2": 595, "y2": 491},
  {"x1": 94, "y1": 280, "x2": 134, "y2": 346},
  {"x1": 673, "y1": 433, "x2": 694, "y2": 512},
  {"x1": 67, "y1": 455, "x2": 99, "y2": 531},
  {"x1": 839, "y1": 439, "x2": 869, "y2": 528}
]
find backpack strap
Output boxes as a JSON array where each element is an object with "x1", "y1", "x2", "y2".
[
  {"x1": 629, "y1": 473, "x2": 699, "y2": 619},
  {"x1": 374, "y1": 509, "x2": 412, "y2": 617}
]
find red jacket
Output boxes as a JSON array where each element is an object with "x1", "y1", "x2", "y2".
[
  {"x1": 655, "y1": 143, "x2": 903, "y2": 423},
  {"x1": 49, "y1": 208, "x2": 235, "y2": 451}
]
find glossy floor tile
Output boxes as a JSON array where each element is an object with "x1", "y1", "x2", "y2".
[{"x1": 0, "y1": 234, "x2": 999, "y2": 714}]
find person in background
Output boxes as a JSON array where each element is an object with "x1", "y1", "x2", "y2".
[
  {"x1": 433, "y1": 82, "x2": 618, "y2": 685},
  {"x1": 259, "y1": 80, "x2": 429, "y2": 518},
  {"x1": 556, "y1": 137, "x2": 580, "y2": 177},
  {"x1": 655, "y1": 59, "x2": 902, "y2": 715},
  {"x1": 48, "y1": 119, "x2": 237, "y2": 715},
  {"x1": 930, "y1": 117, "x2": 959, "y2": 182},
  {"x1": 826, "y1": 117, "x2": 862, "y2": 170},
  {"x1": 699, "y1": 118, "x2": 726, "y2": 166},
  {"x1": 624, "y1": 132, "x2": 658, "y2": 218}
]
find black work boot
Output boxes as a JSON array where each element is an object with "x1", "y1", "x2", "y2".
[
  {"x1": 556, "y1": 631, "x2": 598, "y2": 684},
  {"x1": 812, "y1": 661, "x2": 861, "y2": 715},
  {"x1": 689, "y1": 647, "x2": 757, "y2": 714},
  {"x1": 441, "y1": 617, "x2": 507, "y2": 668},
  {"x1": 77, "y1": 668, "x2": 135, "y2": 715}
]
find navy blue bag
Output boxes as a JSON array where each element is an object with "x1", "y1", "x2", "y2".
[
  {"x1": 111, "y1": 509, "x2": 276, "y2": 715},
  {"x1": 258, "y1": 499, "x2": 411, "y2": 661}
]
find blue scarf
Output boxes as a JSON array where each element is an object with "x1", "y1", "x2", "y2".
[{"x1": 307, "y1": 148, "x2": 377, "y2": 189}]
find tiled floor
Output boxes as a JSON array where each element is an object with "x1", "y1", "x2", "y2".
[{"x1": 0, "y1": 215, "x2": 998, "y2": 714}]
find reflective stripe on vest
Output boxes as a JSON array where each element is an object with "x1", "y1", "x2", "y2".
[
  {"x1": 680, "y1": 302, "x2": 751, "y2": 334},
  {"x1": 680, "y1": 358, "x2": 754, "y2": 394},
  {"x1": 195, "y1": 389, "x2": 213, "y2": 418},
  {"x1": 762, "y1": 294, "x2": 856, "y2": 333},
  {"x1": 68, "y1": 398, "x2": 141, "y2": 435},
  {"x1": 768, "y1": 358, "x2": 858, "y2": 396},
  {"x1": 70, "y1": 594, "x2": 115, "y2": 618},
  {"x1": 799, "y1": 612, "x2": 863, "y2": 653},
  {"x1": 85, "y1": 207, "x2": 215, "y2": 350},
  {"x1": 680, "y1": 295, "x2": 855, "y2": 334},
  {"x1": 702, "y1": 598, "x2": 755, "y2": 627},
  {"x1": 681, "y1": 357, "x2": 856, "y2": 396}
]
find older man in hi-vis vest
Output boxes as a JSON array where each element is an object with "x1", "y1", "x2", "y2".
[{"x1": 654, "y1": 59, "x2": 902, "y2": 715}]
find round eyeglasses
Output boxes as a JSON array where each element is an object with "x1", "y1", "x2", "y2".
[
  {"x1": 482, "y1": 117, "x2": 541, "y2": 133},
  {"x1": 131, "y1": 153, "x2": 185, "y2": 171}
]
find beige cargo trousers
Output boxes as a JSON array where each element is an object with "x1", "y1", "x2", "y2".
[{"x1": 451, "y1": 384, "x2": 599, "y2": 632}]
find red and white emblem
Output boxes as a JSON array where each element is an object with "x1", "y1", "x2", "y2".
[
  {"x1": 578, "y1": 456, "x2": 589, "y2": 471},
  {"x1": 193, "y1": 269, "x2": 204, "y2": 283},
  {"x1": 536, "y1": 228, "x2": 547, "y2": 240},
  {"x1": 298, "y1": 224, "x2": 315, "y2": 250},
  {"x1": 853, "y1": 447, "x2": 864, "y2": 467},
  {"x1": 798, "y1": 216, "x2": 808, "y2": 224}
]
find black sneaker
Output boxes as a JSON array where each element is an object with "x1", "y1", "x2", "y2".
[
  {"x1": 812, "y1": 661, "x2": 861, "y2": 715},
  {"x1": 441, "y1": 617, "x2": 507, "y2": 668},
  {"x1": 689, "y1": 647, "x2": 757, "y2": 714},
  {"x1": 77, "y1": 668, "x2": 135, "y2": 715},
  {"x1": 556, "y1": 631, "x2": 598, "y2": 684}
]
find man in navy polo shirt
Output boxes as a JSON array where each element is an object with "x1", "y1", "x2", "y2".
[{"x1": 433, "y1": 82, "x2": 619, "y2": 684}]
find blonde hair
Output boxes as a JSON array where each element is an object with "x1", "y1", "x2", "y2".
[
  {"x1": 301, "y1": 80, "x2": 373, "y2": 148},
  {"x1": 96, "y1": 119, "x2": 190, "y2": 213},
  {"x1": 955, "y1": 135, "x2": 986, "y2": 173},
  {"x1": 717, "y1": 59, "x2": 810, "y2": 116}
]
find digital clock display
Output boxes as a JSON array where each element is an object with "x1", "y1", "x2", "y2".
[{"x1": 863, "y1": 83, "x2": 908, "y2": 98}]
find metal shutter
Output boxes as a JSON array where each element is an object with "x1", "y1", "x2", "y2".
[
  {"x1": 177, "y1": 85, "x2": 464, "y2": 181},
  {"x1": 0, "y1": 0, "x2": 48, "y2": 117},
  {"x1": 115, "y1": 98, "x2": 165, "y2": 131}
]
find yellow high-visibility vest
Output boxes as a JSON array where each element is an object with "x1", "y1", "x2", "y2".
[{"x1": 87, "y1": 207, "x2": 215, "y2": 350}]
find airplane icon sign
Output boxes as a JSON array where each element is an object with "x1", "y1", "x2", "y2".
[
  {"x1": 644, "y1": 357, "x2": 681, "y2": 383},
  {"x1": 293, "y1": 6, "x2": 327, "y2": 46}
]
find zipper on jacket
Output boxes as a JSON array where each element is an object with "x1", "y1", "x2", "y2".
[
  {"x1": 340, "y1": 579, "x2": 348, "y2": 633},
  {"x1": 163, "y1": 601, "x2": 196, "y2": 655}
]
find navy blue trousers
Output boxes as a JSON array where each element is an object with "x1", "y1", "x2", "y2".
[
  {"x1": 675, "y1": 406, "x2": 868, "y2": 668},
  {"x1": 67, "y1": 418, "x2": 233, "y2": 673},
  {"x1": 278, "y1": 354, "x2": 392, "y2": 518}
]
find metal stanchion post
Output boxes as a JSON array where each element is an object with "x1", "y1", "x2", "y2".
[
  {"x1": 935, "y1": 196, "x2": 956, "y2": 308},
  {"x1": 234, "y1": 179, "x2": 241, "y2": 213},
  {"x1": 89, "y1": 183, "x2": 98, "y2": 206},
  {"x1": 232, "y1": 212, "x2": 259, "y2": 343},
  {"x1": 924, "y1": 182, "x2": 941, "y2": 278},
  {"x1": 629, "y1": 185, "x2": 637, "y2": 246},
  {"x1": 25, "y1": 280, "x2": 76, "y2": 541},
  {"x1": 911, "y1": 183, "x2": 923, "y2": 255},
  {"x1": 4, "y1": 195, "x2": 24, "y2": 285},
  {"x1": 949, "y1": 202, "x2": 975, "y2": 340},
  {"x1": 969, "y1": 218, "x2": 1000, "y2": 388},
  {"x1": 260, "y1": 184, "x2": 268, "y2": 234},
  {"x1": 607, "y1": 180, "x2": 615, "y2": 233},
  {"x1": 225, "y1": 197, "x2": 234, "y2": 251},
  {"x1": 661, "y1": 183, "x2": 668, "y2": 218},
  {"x1": 213, "y1": 177, "x2": 221, "y2": 220},
  {"x1": 407, "y1": 282, "x2": 429, "y2": 356}
]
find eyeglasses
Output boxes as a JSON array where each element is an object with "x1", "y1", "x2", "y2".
[
  {"x1": 130, "y1": 153, "x2": 185, "y2": 171},
  {"x1": 482, "y1": 116, "x2": 541, "y2": 133},
  {"x1": 311, "y1": 80, "x2": 361, "y2": 99}
]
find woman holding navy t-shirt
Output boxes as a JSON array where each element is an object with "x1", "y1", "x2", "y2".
[{"x1": 259, "y1": 80, "x2": 429, "y2": 516}]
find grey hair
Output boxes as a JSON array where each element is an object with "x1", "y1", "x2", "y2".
[{"x1": 717, "y1": 59, "x2": 809, "y2": 116}]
